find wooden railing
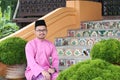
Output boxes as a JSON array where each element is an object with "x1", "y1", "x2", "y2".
[{"x1": 1, "y1": 1, "x2": 102, "y2": 43}]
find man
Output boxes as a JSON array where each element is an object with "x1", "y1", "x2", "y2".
[{"x1": 25, "y1": 20, "x2": 59, "y2": 80}]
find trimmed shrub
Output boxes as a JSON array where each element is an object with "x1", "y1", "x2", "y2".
[
  {"x1": 57, "y1": 59, "x2": 120, "y2": 80},
  {"x1": 90, "y1": 38, "x2": 120, "y2": 65},
  {"x1": 0, "y1": 37, "x2": 27, "y2": 65}
]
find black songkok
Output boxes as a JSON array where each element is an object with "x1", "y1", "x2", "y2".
[{"x1": 35, "y1": 20, "x2": 47, "y2": 27}]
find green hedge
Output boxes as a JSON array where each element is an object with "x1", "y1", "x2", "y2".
[
  {"x1": 90, "y1": 38, "x2": 120, "y2": 65},
  {"x1": 0, "y1": 37, "x2": 27, "y2": 65},
  {"x1": 57, "y1": 59, "x2": 120, "y2": 80}
]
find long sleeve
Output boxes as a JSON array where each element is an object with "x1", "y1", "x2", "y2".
[
  {"x1": 25, "y1": 42, "x2": 44, "y2": 77},
  {"x1": 50, "y1": 44, "x2": 59, "y2": 72}
]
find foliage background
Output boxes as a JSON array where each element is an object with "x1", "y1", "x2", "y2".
[
  {"x1": 0, "y1": 0, "x2": 17, "y2": 19},
  {"x1": 0, "y1": 0, "x2": 19, "y2": 39}
]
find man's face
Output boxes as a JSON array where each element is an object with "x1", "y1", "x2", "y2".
[{"x1": 35, "y1": 25, "x2": 47, "y2": 39}]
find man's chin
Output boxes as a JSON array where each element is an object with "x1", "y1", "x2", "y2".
[{"x1": 38, "y1": 37, "x2": 45, "y2": 39}]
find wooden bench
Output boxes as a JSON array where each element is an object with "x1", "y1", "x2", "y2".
[{"x1": 13, "y1": 0, "x2": 66, "y2": 28}]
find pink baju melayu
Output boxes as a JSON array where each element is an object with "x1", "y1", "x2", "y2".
[{"x1": 25, "y1": 38, "x2": 59, "y2": 80}]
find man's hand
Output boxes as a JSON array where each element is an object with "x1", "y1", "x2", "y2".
[
  {"x1": 48, "y1": 68, "x2": 55, "y2": 74},
  {"x1": 41, "y1": 70, "x2": 50, "y2": 80}
]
